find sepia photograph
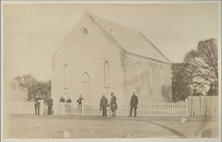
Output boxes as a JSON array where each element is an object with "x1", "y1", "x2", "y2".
[{"x1": 1, "y1": 2, "x2": 221, "y2": 141}]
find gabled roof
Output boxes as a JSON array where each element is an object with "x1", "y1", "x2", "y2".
[
  {"x1": 53, "y1": 12, "x2": 171, "y2": 64},
  {"x1": 90, "y1": 13, "x2": 171, "y2": 63}
]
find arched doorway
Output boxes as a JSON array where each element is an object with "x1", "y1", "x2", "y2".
[{"x1": 81, "y1": 72, "x2": 90, "y2": 103}]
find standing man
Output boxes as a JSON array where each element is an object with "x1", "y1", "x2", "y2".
[
  {"x1": 47, "y1": 96, "x2": 53, "y2": 115},
  {"x1": 34, "y1": 94, "x2": 42, "y2": 115},
  {"x1": 110, "y1": 93, "x2": 118, "y2": 117},
  {"x1": 100, "y1": 94, "x2": 108, "y2": 117},
  {"x1": 129, "y1": 92, "x2": 138, "y2": 117},
  {"x1": 59, "y1": 95, "x2": 65, "y2": 102},
  {"x1": 66, "y1": 96, "x2": 72, "y2": 113},
  {"x1": 76, "y1": 95, "x2": 84, "y2": 112},
  {"x1": 66, "y1": 96, "x2": 72, "y2": 103}
]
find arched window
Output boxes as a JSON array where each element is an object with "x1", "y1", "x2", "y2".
[
  {"x1": 136, "y1": 62, "x2": 140, "y2": 87},
  {"x1": 82, "y1": 72, "x2": 90, "y2": 103},
  {"x1": 64, "y1": 64, "x2": 68, "y2": 89},
  {"x1": 104, "y1": 61, "x2": 109, "y2": 88},
  {"x1": 149, "y1": 64, "x2": 152, "y2": 88}
]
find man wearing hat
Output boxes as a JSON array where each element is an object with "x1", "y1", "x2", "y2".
[
  {"x1": 47, "y1": 96, "x2": 53, "y2": 115},
  {"x1": 34, "y1": 94, "x2": 42, "y2": 115},
  {"x1": 100, "y1": 94, "x2": 108, "y2": 117}
]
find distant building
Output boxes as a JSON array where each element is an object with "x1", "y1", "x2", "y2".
[{"x1": 52, "y1": 12, "x2": 172, "y2": 105}]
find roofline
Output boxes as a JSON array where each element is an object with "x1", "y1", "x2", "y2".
[
  {"x1": 126, "y1": 52, "x2": 172, "y2": 65},
  {"x1": 138, "y1": 32, "x2": 171, "y2": 63}
]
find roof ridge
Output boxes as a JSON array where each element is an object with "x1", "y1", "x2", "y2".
[
  {"x1": 91, "y1": 15, "x2": 171, "y2": 63},
  {"x1": 90, "y1": 13, "x2": 141, "y2": 34},
  {"x1": 88, "y1": 14, "x2": 126, "y2": 52}
]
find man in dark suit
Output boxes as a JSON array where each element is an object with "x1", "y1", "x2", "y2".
[
  {"x1": 77, "y1": 95, "x2": 84, "y2": 113},
  {"x1": 59, "y1": 95, "x2": 65, "y2": 102},
  {"x1": 129, "y1": 92, "x2": 138, "y2": 117},
  {"x1": 47, "y1": 96, "x2": 53, "y2": 115},
  {"x1": 100, "y1": 94, "x2": 108, "y2": 117},
  {"x1": 110, "y1": 93, "x2": 118, "y2": 117},
  {"x1": 34, "y1": 95, "x2": 42, "y2": 115},
  {"x1": 66, "y1": 96, "x2": 72, "y2": 113},
  {"x1": 66, "y1": 96, "x2": 72, "y2": 103}
]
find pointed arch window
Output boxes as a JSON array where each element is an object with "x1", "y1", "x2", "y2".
[
  {"x1": 136, "y1": 62, "x2": 140, "y2": 87},
  {"x1": 64, "y1": 64, "x2": 68, "y2": 89},
  {"x1": 82, "y1": 72, "x2": 90, "y2": 103},
  {"x1": 104, "y1": 61, "x2": 109, "y2": 88}
]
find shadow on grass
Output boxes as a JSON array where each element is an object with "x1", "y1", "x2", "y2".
[
  {"x1": 146, "y1": 121, "x2": 188, "y2": 138},
  {"x1": 201, "y1": 128, "x2": 218, "y2": 137}
]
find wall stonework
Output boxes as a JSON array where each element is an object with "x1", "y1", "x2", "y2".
[{"x1": 123, "y1": 54, "x2": 172, "y2": 104}]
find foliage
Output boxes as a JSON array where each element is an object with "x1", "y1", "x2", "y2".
[
  {"x1": 172, "y1": 63, "x2": 192, "y2": 102},
  {"x1": 171, "y1": 38, "x2": 218, "y2": 101},
  {"x1": 11, "y1": 74, "x2": 51, "y2": 102},
  {"x1": 184, "y1": 38, "x2": 218, "y2": 96},
  {"x1": 161, "y1": 85, "x2": 172, "y2": 102}
]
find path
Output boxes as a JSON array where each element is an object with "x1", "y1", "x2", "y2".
[{"x1": 5, "y1": 114, "x2": 218, "y2": 138}]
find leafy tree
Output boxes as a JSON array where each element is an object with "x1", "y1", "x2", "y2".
[
  {"x1": 12, "y1": 74, "x2": 51, "y2": 101},
  {"x1": 172, "y1": 63, "x2": 192, "y2": 102},
  {"x1": 161, "y1": 85, "x2": 172, "y2": 102},
  {"x1": 184, "y1": 38, "x2": 218, "y2": 96}
]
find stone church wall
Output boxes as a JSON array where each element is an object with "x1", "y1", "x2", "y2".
[{"x1": 123, "y1": 54, "x2": 172, "y2": 104}]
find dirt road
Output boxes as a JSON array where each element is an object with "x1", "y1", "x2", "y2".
[{"x1": 5, "y1": 114, "x2": 218, "y2": 138}]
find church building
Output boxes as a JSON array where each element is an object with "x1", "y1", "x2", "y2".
[{"x1": 52, "y1": 12, "x2": 172, "y2": 105}]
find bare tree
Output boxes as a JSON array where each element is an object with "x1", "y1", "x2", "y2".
[{"x1": 184, "y1": 38, "x2": 218, "y2": 96}]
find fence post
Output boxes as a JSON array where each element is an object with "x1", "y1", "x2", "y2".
[
  {"x1": 81, "y1": 104, "x2": 84, "y2": 116},
  {"x1": 40, "y1": 99, "x2": 44, "y2": 115},
  {"x1": 18, "y1": 100, "x2": 22, "y2": 114},
  {"x1": 185, "y1": 98, "x2": 188, "y2": 117}
]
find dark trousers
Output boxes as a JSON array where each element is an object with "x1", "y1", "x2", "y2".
[
  {"x1": 35, "y1": 104, "x2": 40, "y2": 115},
  {"x1": 66, "y1": 104, "x2": 71, "y2": 113},
  {"x1": 102, "y1": 106, "x2": 107, "y2": 117},
  {"x1": 78, "y1": 104, "x2": 82, "y2": 113},
  {"x1": 130, "y1": 105, "x2": 137, "y2": 117},
  {"x1": 48, "y1": 106, "x2": 52, "y2": 115}
]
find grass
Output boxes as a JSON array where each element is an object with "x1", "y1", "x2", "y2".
[{"x1": 4, "y1": 114, "x2": 219, "y2": 139}]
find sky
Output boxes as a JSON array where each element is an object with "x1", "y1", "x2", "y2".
[{"x1": 2, "y1": 4, "x2": 218, "y2": 82}]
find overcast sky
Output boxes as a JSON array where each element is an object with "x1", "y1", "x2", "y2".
[{"x1": 3, "y1": 4, "x2": 218, "y2": 82}]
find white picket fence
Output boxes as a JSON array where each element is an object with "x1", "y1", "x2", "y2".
[
  {"x1": 9, "y1": 100, "x2": 44, "y2": 115},
  {"x1": 54, "y1": 101, "x2": 187, "y2": 118},
  {"x1": 8, "y1": 100, "x2": 187, "y2": 117},
  {"x1": 8, "y1": 96, "x2": 219, "y2": 118}
]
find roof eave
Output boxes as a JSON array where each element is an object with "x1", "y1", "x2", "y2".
[{"x1": 126, "y1": 52, "x2": 172, "y2": 65}]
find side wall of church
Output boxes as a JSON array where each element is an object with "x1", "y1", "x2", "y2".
[{"x1": 123, "y1": 54, "x2": 172, "y2": 104}]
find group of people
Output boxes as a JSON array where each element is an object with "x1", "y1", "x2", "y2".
[
  {"x1": 34, "y1": 95, "x2": 53, "y2": 115},
  {"x1": 100, "y1": 92, "x2": 139, "y2": 117},
  {"x1": 34, "y1": 92, "x2": 139, "y2": 117},
  {"x1": 59, "y1": 95, "x2": 84, "y2": 113},
  {"x1": 59, "y1": 95, "x2": 84, "y2": 105},
  {"x1": 100, "y1": 92, "x2": 118, "y2": 117},
  {"x1": 34, "y1": 95, "x2": 84, "y2": 115}
]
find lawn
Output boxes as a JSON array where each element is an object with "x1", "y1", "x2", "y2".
[{"x1": 4, "y1": 114, "x2": 218, "y2": 139}]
